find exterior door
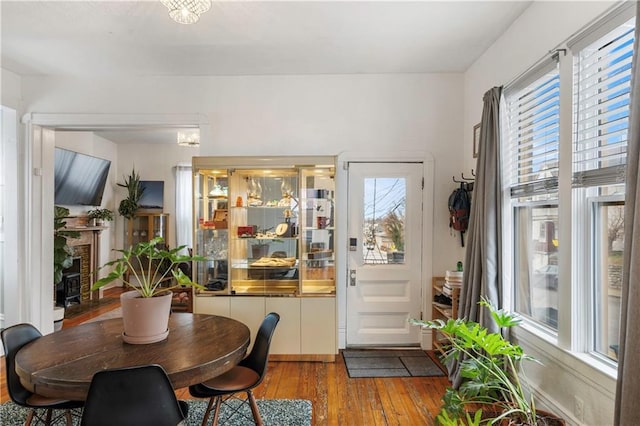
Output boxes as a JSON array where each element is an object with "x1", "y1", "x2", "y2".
[{"x1": 346, "y1": 162, "x2": 423, "y2": 346}]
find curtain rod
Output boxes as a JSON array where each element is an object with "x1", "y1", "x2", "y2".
[
  {"x1": 503, "y1": 49, "x2": 564, "y2": 90},
  {"x1": 503, "y1": 0, "x2": 630, "y2": 90}
]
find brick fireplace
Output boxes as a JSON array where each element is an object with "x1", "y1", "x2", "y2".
[{"x1": 60, "y1": 216, "x2": 104, "y2": 304}]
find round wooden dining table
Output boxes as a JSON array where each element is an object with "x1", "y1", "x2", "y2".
[{"x1": 14, "y1": 313, "x2": 250, "y2": 401}]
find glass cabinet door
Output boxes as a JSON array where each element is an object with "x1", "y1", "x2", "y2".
[
  {"x1": 229, "y1": 170, "x2": 299, "y2": 295},
  {"x1": 129, "y1": 215, "x2": 147, "y2": 246},
  {"x1": 152, "y1": 215, "x2": 167, "y2": 239},
  {"x1": 300, "y1": 166, "x2": 335, "y2": 294},
  {"x1": 194, "y1": 169, "x2": 229, "y2": 293}
]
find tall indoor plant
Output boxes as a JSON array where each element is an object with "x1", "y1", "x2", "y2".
[
  {"x1": 410, "y1": 298, "x2": 564, "y2": 426},
  {"x1": 54, "y1": 206, "x2": 79, "y2": 286},
  {"x1": 117, "y1": 168, "x2": 144, "y2": 219},
  {"x1": 92, "y1": 237, "x2": 206, "y2": 344}
]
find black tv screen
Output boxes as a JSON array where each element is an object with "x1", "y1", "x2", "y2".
[{"x1": 54, "y1": 148, "x2": 111, "y2": 206}]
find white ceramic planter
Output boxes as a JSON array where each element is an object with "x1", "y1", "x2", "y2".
[{"x1": 120, "y1": 290, "x2": 172, "y2": 344}]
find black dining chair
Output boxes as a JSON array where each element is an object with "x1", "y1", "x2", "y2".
[
  {"x1": 80, "y1": 364, "x2": 187, "y2": 426},
  {"x1": 1, "y1": 323, "x2": 84, "y2": 426},
  {"x1": 189, "y1": 312, "x2": 280, "y2": 426}
]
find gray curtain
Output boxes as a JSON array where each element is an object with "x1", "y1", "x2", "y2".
[
  {"x1": 614, "y1": 4, "x2": 640, "y2": 424},
  {"x1": 449, "y1": 87, "x2": 503, "y2": 387}
]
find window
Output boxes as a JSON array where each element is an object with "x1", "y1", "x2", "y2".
[
  {"x1": 505, "y1": 59, "x2": 561, "y2": 331},
  {"x1": 573, "y1": 16, "x2": 635, "y2": 361},
  {"x1": 362, "y1": 178, "x2": 406, "y2": 265},
  {"x1": 502, "y1": 4, "x2": 635, "y2": 366}
]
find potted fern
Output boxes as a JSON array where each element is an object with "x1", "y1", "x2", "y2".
[
  {"x1": 92, "y1": 237, "x2": 206, "y2": 344},
  {"x1": 410, "y1": 298, "x2": 564, "y2": 426}
]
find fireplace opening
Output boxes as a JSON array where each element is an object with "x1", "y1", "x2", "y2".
[{"x1": 56, "y1": 257, "x2": 82, "y2": 307}]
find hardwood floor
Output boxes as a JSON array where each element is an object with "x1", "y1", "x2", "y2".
[{"x1": 1, "y1": 287, "x2": 451, "y2": 425}]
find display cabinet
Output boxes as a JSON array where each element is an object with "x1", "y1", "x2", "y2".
[
  {"x1": 192, "y1": 157, "x2": 337, "y2": 360},
  {"x1": 192, "y1": 158, "x2": 335, "y2": 297}
]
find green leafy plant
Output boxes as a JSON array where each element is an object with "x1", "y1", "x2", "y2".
[
  {"x1": 54, "y1": 206, "x2": 80, "y2": 285},
  {"x1": 87, "y1": 208, "x2": 114, "y2": 222},
  {"x1": 117, "y1": 168, "x2": 144, "y2": 219},
  {"x1": 410, "y1": 298, "x2": 561, "y2": 425},
  {"x1": 92, "y1": 237, "x2": 206, "y2": 298},
  {"x1": 382, "y1": 211, "x2": 404, "y2": 252}
]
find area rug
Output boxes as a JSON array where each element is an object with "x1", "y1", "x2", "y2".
[
  {"x1": 343, "y1": 349, "x2": 445, "y2": 378},
  {"x1": 0, "y1": 399, "x2": 312, "y2": 425}
]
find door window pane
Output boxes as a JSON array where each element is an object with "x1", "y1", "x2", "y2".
[
  {"x1": 514, "y1": 205, "x2": 559, "y2": 329},
  {"x1": 363, "y1": 178, "x2": 406, "y2": 265}
]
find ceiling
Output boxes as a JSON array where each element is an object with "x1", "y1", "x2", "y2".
[{"x1": 1, "y1": 1, "x2": 532, "y2": 143}]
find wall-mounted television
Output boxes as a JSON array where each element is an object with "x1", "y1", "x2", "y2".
[{"x1": 54, "y1": 147, "x2": 111, "y2": 206}]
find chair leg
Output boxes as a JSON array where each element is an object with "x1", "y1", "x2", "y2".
[
  {"x1": 247, "y1": 390, "x2": 263, "y2": 426},
  {"x1": 210, "y1": 397, "x2": 222, "y2": 426},
  {"x1": 44, "y1": 408, "x2": 53, "y2": 425},
  {"x1": 65, "y1": 409, "x2": 73, "y2": 426},
  {"x1": 201, "y1": 397, "x2": 216, "y2": 426},
  {"x1": 25, "y1": 409, "x2": 35, "y2": 426}
]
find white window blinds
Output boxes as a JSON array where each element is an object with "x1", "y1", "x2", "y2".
[
  {"x1": 505, "y1": 58, "x2": 561, "y2": 199},
  {"x1": 572, "y1": 16, "x2": 636, "y2": 188}
]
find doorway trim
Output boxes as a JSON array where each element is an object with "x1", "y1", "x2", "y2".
[
  {"x1": 335, "y1": 151, "x2": 434, "y2": 349},
  {"x1": 19, "y1": 113, "x2": 208, "y2": 334}
]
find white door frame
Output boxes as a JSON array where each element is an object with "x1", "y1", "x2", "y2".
[
  {"x1": 18, "y1": 113, "x2": 207, "y2": 334},
  {"x1": 335, "y1": 151, "x2": 434, "y2": 349}
]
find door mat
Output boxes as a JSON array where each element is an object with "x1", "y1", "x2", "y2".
[
  {"x1": 343, "y1": 349, "x2": 445, "y2": 378},
  {"x1": 0, "y1": 399, "x2": 312, "y2": 426}
]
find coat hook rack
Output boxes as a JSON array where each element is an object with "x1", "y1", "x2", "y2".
[
  {"x1": 453, "y1": 171, "x2": 476, "y2": 183},
  {"x1": 461, "y1": 172, "x2": 475, "y2": 181}
]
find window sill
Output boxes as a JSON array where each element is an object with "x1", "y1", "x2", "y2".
[{"x1": 514, "y1": 321, "x2": 617, "y2": 385}]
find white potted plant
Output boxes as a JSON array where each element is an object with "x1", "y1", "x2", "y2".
[
  {"x1": 92, "y1": 237, "x2": 205, "y2": 344},
  {"x1": 87, "y1": 208, "x2": 114, "y2": 226}
]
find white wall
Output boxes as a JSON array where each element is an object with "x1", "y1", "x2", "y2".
[
  {"x1": 20, "y1": 73, "x2": 468, "y2": 277},
  {"x1": 1, "y1": 68, "x2": 22, "y2": 111},
  {"x1": 464, "y1": 2, "x2": 618, "y2": 425}
]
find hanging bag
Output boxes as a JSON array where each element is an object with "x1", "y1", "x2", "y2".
[{"x1": 448, "y1": 184, "x2": 471, "y2": 246}]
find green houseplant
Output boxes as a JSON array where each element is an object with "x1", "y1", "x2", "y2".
[
  {"x1": 117, "y1": 168, "x2": 144, "y2": 219},
  {"x1": 410, "y1": 298, "x2": 564, "y2": 426},
  {"x1": 382, "y1": 211, "x2": 404, "y2": 263},
  {"x1": 54, "y1": 206, "x2": 79, "y2": 286},
  {"x1": 92, "y1": 237, "x2": 206, "y2": 344},
  {"x1": 87, "y1": 208, "x2": 114, "y2": 226}
]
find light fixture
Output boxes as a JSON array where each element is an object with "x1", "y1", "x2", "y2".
[
  {"x1": 161, "y1": 0, "x2": 211, "y2": 25},
  {"x1": 177, "y1": 130, "x2": 200, "y2": 147}
]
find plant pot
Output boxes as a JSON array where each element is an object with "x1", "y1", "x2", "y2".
[
  {"x1": 387, "y1": 251, "x2": 405, "y2": 264},
  {"x1": 120, "y1": 290, "x2": 172, "y2": 344},
  {"x1": 477, "y1": 406, "x2": 565, "y2": 426}
]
